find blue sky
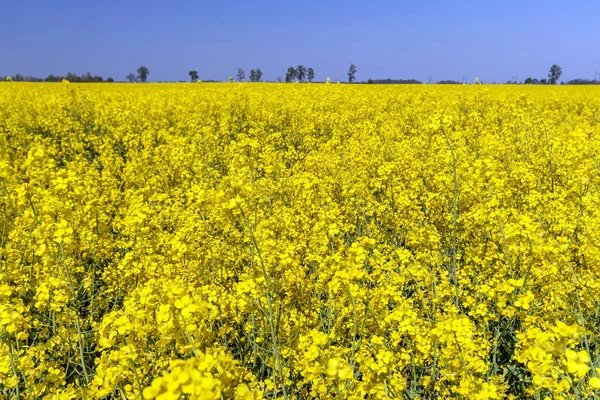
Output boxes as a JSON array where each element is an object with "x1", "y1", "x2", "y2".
[{"x1": 1, "y1": 0, "x2": 599, "y2": 82}]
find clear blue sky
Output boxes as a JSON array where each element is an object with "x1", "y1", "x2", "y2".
[{"x1": 1, "y1": 0, "x2": 599, "y2": 83}]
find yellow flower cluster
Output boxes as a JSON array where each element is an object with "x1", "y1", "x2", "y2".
[
  {"x1": 1, "y1": 82, "x2": 600, "y2": 399},
  {"x1": 141, "y1": 348, "x2": 260, "y2": 400}
]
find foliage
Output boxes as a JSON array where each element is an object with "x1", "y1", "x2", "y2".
[
  {"x1": 370, "y1": 78, "x2": 422, "y2": 84},
  {"x1": 348, "y1": 64, "x2": 357, "y2": 82},
  {"x1": 237, "y1": 68, "x2": 245, "y2": 82},
  {"x1": 137, "y1": 66, "x2": 149, "y2": 83},
  {"x1": 249, "y1": 68, "x2": 263, "y2": 83},
  {"x1": 285, "y1": 66, "x2": 297, "y2": 83},
  {"x1": 307, "y1": 67, "x2": 314, "y2": 83},
  {"x1": 567, "y1": 79, "x2": 599, "y2": 85},
  {"x1": 549, "y1": 64, "x2": 563, "y2": 85},
  {"x1": 126, "y1": 73, "x2": 138, "y2": 83},
  {"x1": 189, "y1": 70, "x2": 199, "y2": 82},
  {"x1": 2, "y1": 73, "x2": 111, "y2": 83},
  {"x1": 296, "y1": 65, "x2": 306, "y2": 83},
  {"x1": 1, "y1": 83, "x2": 600, "y2": 399}
]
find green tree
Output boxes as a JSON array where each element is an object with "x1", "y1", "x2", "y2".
[
  {"x1": 249, "y1": 68, "x2": 262, "y2": 82},
  {"x1": 66, "y1": 72, "x2": 79, "y2": 82},
  {"x1": 126, "y1": 73, "x2": 137, "y2": 83},
  {"x1": 237, "y1": 68, "x2": 245, "y2": 82},
  {"x1": 524, "y1": 77, "x2": 533, "y2": 84},
  {"x1": 307, "y1": 67, "x2": 315, "y2": 82},
  {"x1": 137, "y1": 66, "x2": 149, "y2": 83},
  {"x1": 189, "y1": 70, "x2": 199, "y2": 81},
  {"x1": 348, "y1": 64, "x2": 357, "y2": 83},
  {"x1": 548, "y1": 64, "x2": 562, "y2": 84},
  {"x1": 296, "y1": 65, "x2": 306, "y2": 82},
  {"x1": 285, "y1": 66, "x2": 297, "y2": 82}
]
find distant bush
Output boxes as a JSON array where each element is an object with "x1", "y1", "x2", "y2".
[
  {"x1": 368, "y1": 78, "x2": 422, "y2": 84},
  {"x1": 566, "y1": 79, "x2": 599, "y2": 85}
]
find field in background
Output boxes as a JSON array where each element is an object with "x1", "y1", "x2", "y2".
[{"x1": 1, "y1": 83, "x2": 600, "y2": 399}]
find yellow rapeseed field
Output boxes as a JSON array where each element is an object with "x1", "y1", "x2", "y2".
[{"x1": 1, "y1": 82, "x2": 600, "y2": 399}]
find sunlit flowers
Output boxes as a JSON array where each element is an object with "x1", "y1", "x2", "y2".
[{"x1": 1, "y1": 82, "x2": 599, "y2": 399}]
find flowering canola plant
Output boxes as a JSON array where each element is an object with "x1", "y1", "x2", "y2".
[{"x1": 1, "y1": 82, "x2": 600, "y2": 399}]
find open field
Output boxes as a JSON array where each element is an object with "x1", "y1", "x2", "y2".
[{"x1": 1, "y1": 83, "x2": 600, "y2": 399}]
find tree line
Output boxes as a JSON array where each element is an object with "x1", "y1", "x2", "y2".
[
  {"x1": 282, "y1": 66, "x2": 314, "y2": 82},
  {"x1": 232, "y1": 68, "x2": 263, "y2": 82},
  {"x1": 4, "y1": 63, "x2": 599, "y2": 85},
  {"x1": 520, "y1": 64, "x2": 596, "y2": 85},
  {"x1": 2, "y1": 72, "x2": 115, "y2": 82},
  {"x1": 521, "y1": 64, "x2": 563, "y2": 84}
]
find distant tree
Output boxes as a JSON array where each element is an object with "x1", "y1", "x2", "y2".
[
  {"x1": 285, "y1": 66, "x2": 297, "y2": 82},
  {"x1": 370, "y1": 78, "x2": 422, "y2": 84},
  {"x1": 276, "y1": 76, "x2": 283, "y2": 83},
  {"x1": 189, "y1": 70, "x2": 199, "y2": 81},
  {"x1": 548, "y1": 64, "x2": 562, "y2": 84},
  {"x1": 137, "y1": 66, "x2": 149, "y2": 82},
  {"x1": 236, "y1": 68, "x2": 245, "y2": 82},
  {"x1": 14, "y1": 74, "x2": 24, "y2": 82},
  {"x1": 540, "y1": 78, "x2": 548, "y2": 85},
  {"x1": 367, "y1": 78, "x2": 373, "y2": 84},
  {"x1": 579, "y1": 79, "x2": 596, "y2": 84},
  {"x1": 296, "y1": 65, "x2": 306, "y2": 82},
  {"x1": 524, "y1": 77, "x2": 533, "y2": 84},
  {"x1": 532, "y1": 78, "x2": 540, "y2": 84},
  {"x1": 348, "y1": 64, "x2": 357, "y2": 83},
  {"x1": 307, "y1": 67, "x2": 315, "y2": 83},
  {"x1": 66, "y1": 72, "x2": 80, "y2": 82},
  {"x1": 126, "y1": 73, "x2": 138, "y2": 83},
  {"x1": 22, "y1": 76, "x2": 33, "y2": 82},
  {"x1": 107, "y1": 77, "x2": 114, "y2": 83},
  {"x1": 248, "y1": 68, "x2": 263, "y2": 82},
  {"x1": 566, "y1": 78, "x2": 599, "y2": 85}
]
